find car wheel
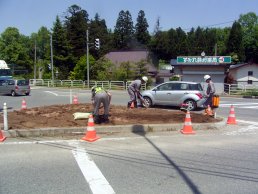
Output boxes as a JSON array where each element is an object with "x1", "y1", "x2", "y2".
[
  {"x1": 25, "y1": 92, "x2": 30, "y2": 96},
  {"x1": 143, "y1": 97, "x2": 152, "y2": 108},
  {"x1": 184, "y1": 99, "x2": 196, "y2": 111},
  {"x1": 11, "y1": 90, "x2": 16, "y2": 97}
]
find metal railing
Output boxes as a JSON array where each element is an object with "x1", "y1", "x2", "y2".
[
  {"x1": 29, "y1": 79, "x2": 146, "y2": 90},
  {"x1": 224, "y1": 83, "x2": 258, "y2": 95}
]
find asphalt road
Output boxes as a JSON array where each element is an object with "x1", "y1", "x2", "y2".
[
  {"x1": 1, "y1": 129, "x2": 258, "y2": 194},
  {"x1": 1, "y1": 87, "x2": 258, "y2": 194}
]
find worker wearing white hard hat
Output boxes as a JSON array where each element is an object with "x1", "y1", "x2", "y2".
[
  {"x1": 203, "y1": 75, "x2": 216, "y2": 115},
  {"x1": 127, "y1": 76, "x2": 148, "y2": 108}
]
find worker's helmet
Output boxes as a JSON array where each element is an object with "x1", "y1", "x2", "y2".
[
  {"x1": 204, "y1": 75, "x2": 211, "y2": 81},
  {"x1": 91, "y1": 86, "x2": 97, "y2": 92},
  {"x1": 142, "y1": 76, "x2": 148, "y2": 82}
]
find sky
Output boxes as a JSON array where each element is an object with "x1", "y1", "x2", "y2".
[{"x1": 0, "y1": 0, "x2": 257, "y2": 36}]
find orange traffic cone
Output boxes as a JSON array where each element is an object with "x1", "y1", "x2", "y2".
[
  {"x1": 227, "y1": 105, "x2": 237, "y2": 124},
  {"x1": 81, "y1": 114, "x2": 100, "y2": 142},
  {"x1": 73, "y1": 95, "x2": 79, "y2": 104},
  {"x1": 0, "y1": 130, "x2": 7, "y2": 142},
  {"x1": 21, "y1": 98, "x2": 27, "y2": 110},
  {"x1": 180, "y1": 111, "x2": 195, "y2": 134}
]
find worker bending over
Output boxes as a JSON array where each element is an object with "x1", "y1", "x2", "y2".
[
  {"x1": 127, "y1": 76, "x2": 148, "y2": 108},
  {"x1": 91, "y1": 86, "x2": 111, "y2": 124}
]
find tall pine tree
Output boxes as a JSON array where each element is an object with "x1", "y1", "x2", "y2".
[
  {"x1": 135, "y1": 10, "x2": 150, "y2": 47},
  {"x1": 113, "y1": 10, "x2": 134, "y2": 50}
]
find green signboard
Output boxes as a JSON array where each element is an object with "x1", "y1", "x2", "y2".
[{"x1": 177, "y1": 56, "x2": 231, "y2": 64}]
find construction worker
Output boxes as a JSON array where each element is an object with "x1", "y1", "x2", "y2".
[
  {"x1": 203, "y1": 75, "x2": 215, "y2": 115},
  {"x1": 91, "y1": 86, "x2": 111, "y2": 124},
  {"x1": 127, "y1": 76, "x2": 148, "y2": 108}
]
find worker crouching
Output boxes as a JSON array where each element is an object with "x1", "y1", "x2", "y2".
[{"x1": 91, "y1": 86, "x2": 111, "y2": 124}]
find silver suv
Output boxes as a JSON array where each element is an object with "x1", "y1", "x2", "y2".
[
  {"x1": 0, "y1": 79, "x2": 30, "y2": 96},
  {"x1": 141, "y1": 81, "x2": 206, "y2": 111}
]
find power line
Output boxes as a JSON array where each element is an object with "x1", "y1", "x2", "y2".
[{"x1": 183, "y1": 20, "x2": 235, "y2": 31}]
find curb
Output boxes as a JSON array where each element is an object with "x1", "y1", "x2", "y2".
[{"x1": 3, "y1": 119, "x2": 226, "y2": 138}]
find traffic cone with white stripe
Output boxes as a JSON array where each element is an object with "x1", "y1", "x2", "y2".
[
  {"x1": 227, "y1": 105, "x2": 237, "y2": 124},
  {"x1": 73, "y1": 95, "x2": 79, "y2": 104},
  {"x1": 180, "y1": 111, "x2": 195, "y2": 134},
  {"x1": 0, "y1": 130, "x2": 7, "y2": 142},
  {"x1": 21, "y1": 98, "x2": 27, "y2": 110},
  {"x1": 81, "y1": 114, "x2": 100, "y2": 142}
]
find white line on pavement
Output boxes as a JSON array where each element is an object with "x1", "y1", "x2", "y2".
[
  {"x1": 70, "y1": 142, "x2": 115, "y2": 194},
  {"x1": 45, "y1": 91, "x2": 59, "y2": 96},
  {"x1": 219, "y1": 103, "x2": 258, "y2": 107},
  {"x1": 237, "y1": 120, "x2": 258, "y2": 125}
]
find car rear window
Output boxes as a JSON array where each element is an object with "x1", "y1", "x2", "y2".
[
  {"x1": 17, "y1": 80, "x2": 29, "y2": 86},
  {"x1": 189, "y1": 83, "x2": 203, "y2": 91}
]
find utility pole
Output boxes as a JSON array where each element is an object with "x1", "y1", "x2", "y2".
[
  {"x1": 214, "y1": 43, "x2": 217, "y2": 56},
  {"x1": 86, "y1": 29, "x2": 89, "y2": 88},
  {"x1": 50, "y1": 34, "x2": 54, "y2": 86},
  {"x1": 34, "y1": 40, "x2": 36, "y2": 85}
]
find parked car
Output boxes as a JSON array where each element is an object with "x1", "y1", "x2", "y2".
[
  {"x1": 0, "y1": 79, "x2": 30, "y2": 96},
  {"x1": 141, "y1": 81, "x2": 206, "y2": 111}
]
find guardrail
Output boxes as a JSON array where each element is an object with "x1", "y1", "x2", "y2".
[{"x1": 29, "y1": 79, "x2": 146, "y2": 90}]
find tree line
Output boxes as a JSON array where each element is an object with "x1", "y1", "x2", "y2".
[{"x1": 0, "y1": 4, "x2": 257, "y2": 81}]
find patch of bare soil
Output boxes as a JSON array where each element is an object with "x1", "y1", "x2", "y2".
[{"x1": 1, "y1": 104, "x2": 221, "y2": 129}]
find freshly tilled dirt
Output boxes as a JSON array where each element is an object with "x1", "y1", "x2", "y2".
[{"x1": 1, "y1": 103, "x2": 221, "y2": 129}]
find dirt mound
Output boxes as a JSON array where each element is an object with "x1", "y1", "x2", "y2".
[{"x1": 1, "y1": 104, "x2": 221, "y2": 130}]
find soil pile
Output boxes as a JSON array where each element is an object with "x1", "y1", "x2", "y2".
[{"x1": 1, "y1": 104, "x2": 220, "y2": 129}]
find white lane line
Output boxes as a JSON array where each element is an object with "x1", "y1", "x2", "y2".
[
  {"x1": 219, "y1": 103, "x2": 258, "y2": 107},
  {"x1": 70, "y1": 142, "x2": 115, "y2": 194},
  {"x1": 237, "y1": 106, "x2": 258, "y2": 109},
  {"x1": 237, "y1": 120, "x2": 258, "y2": 125},
  {"x1": 224, "y1": 119, "x2": 258, "y2": 136},
  {"x1": 0, "y1": 140, "x2": 79, "y2": 145},
  {"x1": 45, "y1": 91, "x2": 59, "y2": 96}
]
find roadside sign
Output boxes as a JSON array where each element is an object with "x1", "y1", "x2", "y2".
[{"x1": 177, "y1": 56, "x2": 231, "y2": 64}]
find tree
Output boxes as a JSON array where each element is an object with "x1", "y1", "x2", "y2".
[
  {"x1": 238, "y1": 12, "x2": 258, "y2": 62},
  {"x1": 64, "y1": 5, "x2": 89, "y2": 62},
  {"x1": 227, "y1": 21, "x2": 243, "y2": 63},
  {"x1": 134, "y1": 60, "x2": 148, "y2": 79},
  {"x1": 69, "y1": 54, "x2": 95, "y2": 80},
  {"x1": 93, "y1": 57, "x2": 114, "y2": 80},
  {"x1": 0, "y1": 27, "x2": 32, "y2": 74},
  {"x1": 135, "y1": 10, "x2": 150, "y2": 46},
  {"x1": 89, "y1": 13, "x2": 111, "y2": 59},
  {"x1": 113, "y1": 10, "x2": 134, "y2": 49},
  {"x1": 52, "y1": 16, "x2": 72, "y2": 79}
]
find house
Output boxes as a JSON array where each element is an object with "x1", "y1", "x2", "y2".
[
  {"x1": 228, "y1": 63, "x2": 258, "y2": 86},
  {"x1": 170, "y1": 57, "x2": 230, "y2": 94},
  {"x1": 105, "y1": 50, "x2": 174, "y2": 84}
]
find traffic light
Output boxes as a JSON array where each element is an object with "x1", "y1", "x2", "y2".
[{"x1": 95, "y1": 38, "x2": 100, "y2": 50}]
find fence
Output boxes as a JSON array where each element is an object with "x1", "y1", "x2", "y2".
[
  {"x1": 224, "y1": 83, "x2": 258, "y2": 95},
  {"x1": 29, "y1": 79, "x2": 146, "y2": 90}
]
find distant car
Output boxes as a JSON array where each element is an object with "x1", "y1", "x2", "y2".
[
  {"x1": 141, "y1": 81, "x2": 206, "y2": 111},
  {"x1": 0, "y1": 79, "x2": 30, "y2": 96}
]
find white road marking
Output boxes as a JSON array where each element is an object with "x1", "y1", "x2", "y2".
[
  {"x1": 45, "y1": 91, "x2": 59, "y2": 96},
  {"x1": 224, "y1": 119, "x2": 258, "y2": 136},
  {"x1": 219, "y1": 103, "x2": 258, "y2": 107},
  {"x1": 237, "y1": 120, "x2": 258, "y2": 125},
  {"x1": 70, "y1": 142, "x2": 115, "y2": 194}
]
